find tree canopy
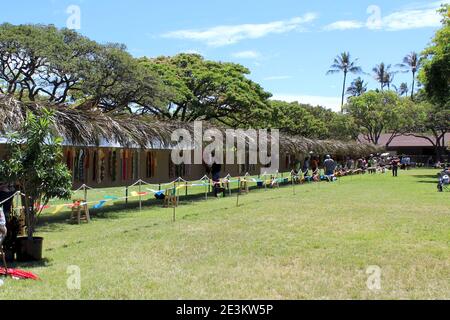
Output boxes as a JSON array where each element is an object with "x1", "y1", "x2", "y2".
[
  {"x1": 139, "y1": 54, "x2": 272, "y2": 126},
  {"x1": 418, "y1": 4, "x2": 450, "y2": 108}
]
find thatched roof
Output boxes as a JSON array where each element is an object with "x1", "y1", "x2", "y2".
[
  {"x1": 279, "y1": 135, "x2": 381, "y2": 158},
  {"x1": 0, "y1": 95, "x2": 380, "y2": 157}
]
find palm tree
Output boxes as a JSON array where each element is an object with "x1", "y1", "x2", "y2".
[
  {"x1": 327, "y1": 52, "x2": 363, "y2": 112},
  {"x1": 397, "y1": 52, "x2": 420, "y2": 100},
  {"x1": 383, "y1": 71, "x2": 395, "y2": 90},
  {"x1": 346, "y1": 77, "x2": 367, "y2": 97},
  {"x1": 393, "y1": 82, "x2": 409, "y2": 96},
  {"x1": 373, "y1": 63, "x2": 394, "y2": 90}
]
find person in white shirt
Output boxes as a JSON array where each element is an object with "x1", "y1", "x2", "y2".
[{"x1": 0, "y1": 207, "x2": 6, "y2": 246}]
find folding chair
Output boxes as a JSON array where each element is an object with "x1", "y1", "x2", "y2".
[{"x1": 164, "y1": 187, "x2": 177, "y2": 207}]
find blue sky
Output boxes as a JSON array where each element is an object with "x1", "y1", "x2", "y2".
[{"x1": 1, "y1": 0, "x2": 448, "y2": 111}]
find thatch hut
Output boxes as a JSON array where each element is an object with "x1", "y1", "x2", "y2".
[{"x1": 0, "y1": 95, "x2": 380, "y2": 188}]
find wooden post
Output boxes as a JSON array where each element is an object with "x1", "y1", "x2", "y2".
[
  {"x1": 236, "y1": 178, "x2": 241, "y2": 207},
  {"x1": 292, "y1": 173, "x2": 296, "y2": 195},
  {"x1": 176, "y1": 180, "x2": 180, "y2": 206},
  {"x1": 83, "y1": 185, "x2": 90, "y2": 222},
  {"x1": 172, "y1": 203, "x2": 176, "y2": 222},
  {"x1": 83, "y1": 185, "x2": 88, "y2": 204},
  {"x1": 205, "y1": 180, "x2": 208, "y2": 201},
  {"x1": 185, "y1": 182, "x2": 188, "y2": 197},
  {"x1": 138, "y1": 180, "x2": 142, "y2": 212},
  {"x1": 125, "y1": 186, "x2": 129, "y2": 204}
]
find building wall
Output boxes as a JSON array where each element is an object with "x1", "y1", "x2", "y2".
[{"x1": 0, "y1": 144, "x2": 266, "y2": 190}]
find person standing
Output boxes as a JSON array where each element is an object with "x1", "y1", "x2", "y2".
[
  {"x1": 323, "y1": 155, "x2": 336, "y2": 176},
  {"x1": 302, "y1": 156, "x2": 310, "y2": 176},
  {"x1": 211, "y1": 162, "x2": 222, "y2": 198},
  {"x1": 0, "y1": 182, "x2": 15, "y2": 221},
  {"x1": 311, "y1": 157, "x2": 319, "y2": 174},
  {"x1": 391, "y1": 157, "x2": 400, "y2": 177},
  {"x1": 0, "y1": 207, "x2": 6, "y2": 248}
]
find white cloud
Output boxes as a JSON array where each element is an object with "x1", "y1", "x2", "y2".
[
  {"x1": 180, "y1": 49, "x2": 202, "y2": 55},
  {"x1": 325, "y1": 1, "x2": 447, "y2": 32},
  {"x1": 271, "y1": 94, "x2": 341, "y2": 112},
  {"x1": 382, "y1": 6, "x2": 443, "y2": 31},
  {"x1": 162, "y1": 13, "x2": 317, "y2": 47},
  {"x1": 263, "y1": 75, "x2": 293, "y2": 81},
  {"x1": 231, "y1": 50, "x2": 261, "y2": 59},
  {"x1": 324, "y1": 20, "x2": 364, "y2": 31}
]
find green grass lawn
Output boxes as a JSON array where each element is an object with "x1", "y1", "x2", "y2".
[{"x1": 1, "y1": 169, "x2": 449, "y2": 299}]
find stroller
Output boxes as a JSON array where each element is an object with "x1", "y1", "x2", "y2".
[{"x1": 437, "y1": 169, "x2": 450, "y2": 192}]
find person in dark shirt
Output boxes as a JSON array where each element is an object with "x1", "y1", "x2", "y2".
[
  {"x1": 323, "y1": 155, "x2": 336, "y2": 176},
  {"x1": 211, "y1": 162, "x2": 222, "y2": 197},
  {"x1": 391, "y1": 157, "x2": 400, "y2": 177}
]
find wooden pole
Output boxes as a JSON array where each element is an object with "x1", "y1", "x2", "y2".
[
  {"x1": 139, "y1": 180, "x2": 142, "y2": 212},
  {"x1": 83, "y1": 185, "x2": 90, "y2": 221},
  {"x1": 172, "y1": 203, "x2": 176, "y2": 222},
  {"x1": 125, "y1": 186, "x2": 129, "y2": 204},
  {"x1": 176, "y1": 181, "x2": 180, "y2": 206},
  {"x1": 236, "y1": 178, "x2": 241, "y2": 207},
  {"x1": 292, "y1": 173, "x2": 296, "y2": 195}
]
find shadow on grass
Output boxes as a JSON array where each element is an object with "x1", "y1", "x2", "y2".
[
  {"x1": 411, "y1": 174, "x2": 439, "y2": 179},
  {"x1": 8, "y1": 257, "x2": 52, "y2": 269},
  {"x1": 35, "y1": 183, "x2": 287, "y2": 230}
]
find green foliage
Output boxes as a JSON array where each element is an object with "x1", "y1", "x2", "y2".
[
  {"x1": 344, "y1": 91, "x2": 401, "y2": 144},
  {"x1": 0, "y1": 24, "x2": 168, "y2": 112},
  {"x1": 346, "y1": 77, "x2": 367, "y2": 97},
  {"x1": 138, "y1": 54, "x2": 272, "y2": 126},
  {"x1": 418, "y1": 4, "x2": 450, "y2": 107},
  {"x1": 0, "y1": 109, "x2": 72, "y2": 237},
  {"x1": 264, "y1": 100, "x2": 328, "y2": 138}
]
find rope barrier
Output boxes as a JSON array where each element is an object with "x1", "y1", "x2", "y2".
[{"x1": 3, "y1": 169, "x2": 367, "y2": 215}]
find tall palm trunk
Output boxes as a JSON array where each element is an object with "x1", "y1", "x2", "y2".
[
  {"x1": 341, "y1": 71, "x2": 347, "y2": 112},
  {"x1": 411, "y1": 71, "x2": 416, "y2": 100}
]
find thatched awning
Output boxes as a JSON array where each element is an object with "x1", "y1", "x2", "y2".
[{"x1": 0, "y1": 95, "x2": 380, "y2": 157}]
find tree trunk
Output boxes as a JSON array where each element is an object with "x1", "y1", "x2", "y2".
[
  {"x1": 411, "y1": 72, "x2": 415, "y2": 100},
  {"x1": 341, "y1": 71, "x2": 347, "y2": 113}
]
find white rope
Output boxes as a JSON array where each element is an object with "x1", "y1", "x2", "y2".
[{"x1": 0, "y1": 191, "x2": 19, "y2": 206}]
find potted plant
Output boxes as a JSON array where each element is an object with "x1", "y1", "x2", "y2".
[{"x1": 0, "y1": 109, "x2": 72, "y2": 261}]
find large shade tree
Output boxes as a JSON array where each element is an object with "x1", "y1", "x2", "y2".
[
  {"x1": 139, "y1": 54, "x2": 272, "y2": 127},
  {"x1": 344, "y1": 90, "x2": 402, "y2": 145},
  {"x1": 418, "y1": 4, "x2": 450, "y2": 108},
  {"x1": 327, "y1": 52, "x2": 363, "y2": 112},
  {"x1": 0, "y1": 24, "x2": 168, "y2": 113}
]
